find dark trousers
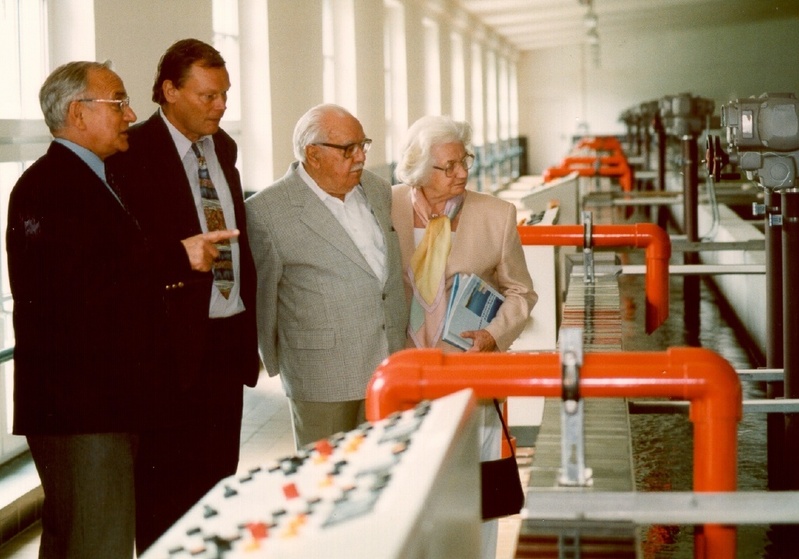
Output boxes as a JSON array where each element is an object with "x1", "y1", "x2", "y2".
[
  {"x1": 134, "y1": 316, "x2": 245, "y2": 554},
  {"x1": 28, "y1": 433, "x2": 137, "y2": 559}
]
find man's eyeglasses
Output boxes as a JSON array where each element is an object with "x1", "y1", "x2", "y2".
[
  {"x1": 313, "y1": 139, "x2": 372, "y2": 158},
  {"x1": 77, "y1": 97, "x2": 131, "y2": 112},
  {"x1": 432, "y1": 153, "x2": 475, "y2": 177}
]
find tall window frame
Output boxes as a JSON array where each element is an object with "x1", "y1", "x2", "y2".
[
  {"x1": 0, "y1": 0, "x2": 50, "y2": 464},
  {"x1": 450, "y1": 31, "x2": 466, "y2": 121},
  {"x1": 322, "y1": 0, "x2": 356, "y2": 112},
  {"x1": 422, "y1": 17, "x2": 441, "y2": 116},
  {"x1": 383, "y1": 0, "x2": 407, "y2": 166},
  {"x1": 470, "y1": 40, "x2": 485, "y2": 148},
  {"x1": 212, "y1": 0, "x2": 241, "y2": 122}
]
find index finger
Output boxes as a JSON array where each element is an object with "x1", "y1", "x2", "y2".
[{"x1": 204, "y1": 229, "x2": 240, "y2": 243}]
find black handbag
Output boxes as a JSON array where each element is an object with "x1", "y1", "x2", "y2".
[{"x1": 480, "y1": 399, "x2": 525, "y2": 521}]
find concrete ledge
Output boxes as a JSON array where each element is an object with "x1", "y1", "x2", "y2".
[{"x1": 0, "y1": 453, "x2": 42, "y2": 548}]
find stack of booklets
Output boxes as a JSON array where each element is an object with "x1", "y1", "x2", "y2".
[{"x1": 442, "y1": 273, "x2": 504, "y2": 350}]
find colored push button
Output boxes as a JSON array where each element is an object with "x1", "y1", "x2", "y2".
[
  {"x1": 283, "y1": 482, "x2": 299, "y2": 500},
  {"x1": 344, "y1": 434, "x2": 365, "y2": 453},
  {"x1": 247, "y1": 521, "x2": 269, "y2": 540},
  {"x1": 315, "y1": 439, "x2": 334, "y2": 456},
  {"x1": 281, "y1": 514, "x2": 307, "y2": 539}
]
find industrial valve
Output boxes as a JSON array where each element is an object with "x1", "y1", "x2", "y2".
[{"x1": 720, "y1": 92, "x2": 799, "y2": 189}]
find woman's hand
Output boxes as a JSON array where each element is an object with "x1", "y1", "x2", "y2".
[{"x1": 461, "y1": 329, "x2": 497, "y2": 352}]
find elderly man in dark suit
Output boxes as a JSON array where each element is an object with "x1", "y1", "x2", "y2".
[
  {"x1": 107, "y1": 39, "x2": 259, "y2": 553},
  {"x1": 6, "y1": 61, "x2": 161, "y2": 559}
]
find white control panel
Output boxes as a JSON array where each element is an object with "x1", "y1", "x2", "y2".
[{"x1": 142, "y1": 389, "x2": 481, "y2": 559}]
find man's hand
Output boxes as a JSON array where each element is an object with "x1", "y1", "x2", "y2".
[
  {"x1": 181, "y1": 229, "x2": 239, "y2": 272},
  {"x1": 461, "y1": 329, "x2": 497, "y2": 353}
]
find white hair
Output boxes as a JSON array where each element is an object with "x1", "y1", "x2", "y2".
[
  {"x1": 39, "y1": 60, "x2": 114, "y2": 133},
  {"x1": 395, "y1": 115, "x2": 472, "y2": 187},
  {"x1": 292, "y1": 103, "x2": 356, "y2": 162}
]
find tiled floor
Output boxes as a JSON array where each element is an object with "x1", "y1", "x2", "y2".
[{"x1": 0, "y1": 372, "x2": 526, "y2": 558}]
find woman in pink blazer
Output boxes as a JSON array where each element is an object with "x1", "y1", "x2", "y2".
[{"x1": 391, "y1": 115, "x2": 537, "y2": 559}]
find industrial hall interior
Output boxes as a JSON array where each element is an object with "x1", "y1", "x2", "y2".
[{"x1": 1, "y1": 0, "x2": 798, "y2": 558}]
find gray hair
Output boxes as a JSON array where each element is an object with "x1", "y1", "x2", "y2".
[
  {"x1": 39, "y1": 60, "x2": 113, "y2": 133},
  {"x1": 395, "y1": 115, "x2": 473, "y2": 188},
  {"x1": 292, "y1": 103, "x2": 355, "y2": 163}
]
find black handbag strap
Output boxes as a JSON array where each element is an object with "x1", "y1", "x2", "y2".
[{"x1": 492, "y1": 398, "x2": 516, "y2": 458}]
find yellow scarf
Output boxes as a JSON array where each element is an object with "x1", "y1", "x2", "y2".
[{"x1": 407, "y1": 189, "x2": 464, "y2": 347}]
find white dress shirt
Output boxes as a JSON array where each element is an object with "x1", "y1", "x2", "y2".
[
  {"x1": 298, "y1": 163, "x2": 387, "y2": 286},
  {"x1": 160, "y1": 111, "x2": 244, "y2": 318}
]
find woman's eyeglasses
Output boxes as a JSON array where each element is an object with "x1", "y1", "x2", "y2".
[{"x1": 432, "y1": 153, "x2": 475, "y2": 177}]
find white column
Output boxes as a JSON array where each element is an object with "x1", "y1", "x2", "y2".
[
  {"x1": 238, "y1": 0, "x2": 273, "y2": 189},
  {"x1": 48, "y1": 0, "x2": 95, "y2": 69},
  {"x1": 332, "y1": 0, "x2": 357, "y2": 113},
  {"x1": 353, "y1": 0, "x2": 386, "y2": 169},
  {"x1": 266, "y1": 0, "x2": 324, "y2": 173}
]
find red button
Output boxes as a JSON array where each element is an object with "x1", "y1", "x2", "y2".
[{"x1": 283, "y1": 482, "x2": 299, "y2": 500}]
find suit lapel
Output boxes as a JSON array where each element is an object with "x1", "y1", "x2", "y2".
[
  {"x1": 392, "y1": 184, "x2": 416, "y2": 273},
  {"x1": 143, "y1": 115, "x2": 204, "y2": 234},
  {"x1": 286, "y1": 172, "x2": 377, "y2": 278},
  {"x1": 447, "y1": 189, "x2": 472, "y2": 268}
]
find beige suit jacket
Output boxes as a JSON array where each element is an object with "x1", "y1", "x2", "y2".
[
  {"x1": 391, "y1": 184, "x2": 537, "y2": 351},
  {"x1": 246, "y1": 164, "x2": 408, "y2": 401}
]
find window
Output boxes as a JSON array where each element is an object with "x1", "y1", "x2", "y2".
[
  {"x1": 0, "y1": 0, "x2": 49, "y2": 463},
  {"x1": 509, "y1": 59, "x2": 519, "y2": 139},
  {"x1": 498, "y1": 55, "x2": 510, "y2": 142},
  {"x1": 0, "y1": 0, "x2": 48, "y2": 119},
  {"x1": 212, "y1": 0, "x2": 241, "y2": 122},
  {"x1": 485, "y1": 49, "x2": 498, "y2": 145},
  {"x1": 322, "y1": 0, "x2": 335, "y2": 104},
  {"x1": 322, "y1": 0, "x2": 356, "y2": 111},
  {"x1": 450, "y1": 32, "x2": 466, "y2": 121},
  {"x1": 383, "y1": 0, "x2": 407, "y2": 165},
  {"x1": 470, "y1": 41, "x2": 484, "y2": 148},
  {"x1": 422, "y1": 17, "x2": 441, "y2": 116}
]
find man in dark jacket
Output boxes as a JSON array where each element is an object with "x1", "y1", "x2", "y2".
[
  {"x1": 107, "y1": 38, "x2": 260, "y2": 553},
  {"x1": 6, "y1": 60, "x2": 159, "y2": 559}
]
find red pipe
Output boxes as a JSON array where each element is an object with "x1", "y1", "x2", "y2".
[
  {"x1": 517, "y1": 223, "x2": 671, "y2": 334},
  {"x1": 544, "y1": 163, "x2": 634, "y2": 192},
  {"x1": 574, "y1": 136, "x2": 624, "y2": 152},
  {"x1": 366, "y1": 347, "x2": 742, "y2": 558},
  {"x1": 560, "y1": 155, "x2": 628, "y2": 167}
]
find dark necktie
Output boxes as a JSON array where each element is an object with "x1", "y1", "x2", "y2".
[{"x1": 191, "y1": 142, "x2": 233, "y2": 299}]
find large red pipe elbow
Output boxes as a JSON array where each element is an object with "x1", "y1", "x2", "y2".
[
  {"x1": 517, "y1": 223, "x2": 671, "y2": 333},
  {"x1": 365, "y1": 347, "x2": 741, "y2": 557}
]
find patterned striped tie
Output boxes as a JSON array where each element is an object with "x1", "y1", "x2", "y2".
[{"x1": 191, "y1": 142, "x2": 233, "y2": 299}]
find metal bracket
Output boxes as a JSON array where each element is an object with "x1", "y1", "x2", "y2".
[
  {"x1": 558, "y1": 328, "x2": 593, "y2": 487},
  {"x1": 769, "y1": 213, "x2": 783, "y2": 227},
  {"x1": 581, "y1": 211, "x2": 595, "y2": 284}
]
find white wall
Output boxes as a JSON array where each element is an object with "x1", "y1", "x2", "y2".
[
  {"x1": 518, "y1": 17, "x2": 799, "y2": 174},
  {"x1": 94, "y1": 1, "x2": 213, "y2": 118}
]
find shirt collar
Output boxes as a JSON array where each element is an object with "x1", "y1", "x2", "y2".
[{"x1": 159, "y1": 108, "x2": 213, "y2": 158}]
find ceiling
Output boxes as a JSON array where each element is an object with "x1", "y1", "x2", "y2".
[{"x1": 456, "y1": 0, "x2": 799, "y2": 52}]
